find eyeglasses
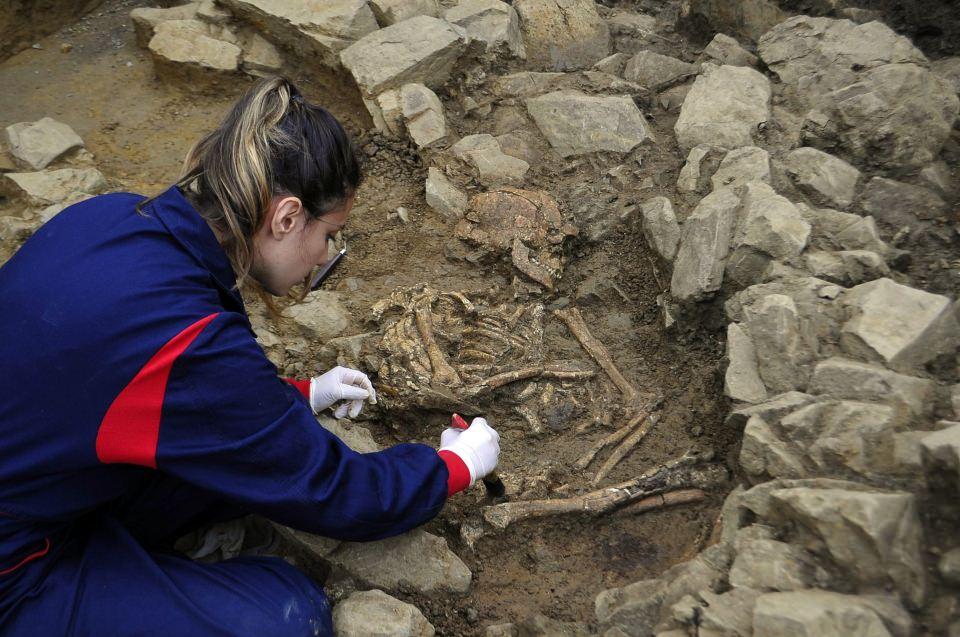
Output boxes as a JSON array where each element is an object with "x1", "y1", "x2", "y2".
[{"x1": 309, "y1": 231, "x2": 347, "y2": 291}]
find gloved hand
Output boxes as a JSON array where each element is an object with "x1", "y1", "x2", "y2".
[
  {"x1": 438, "y1": 417, "x2": 500, "y2": 485},
  {"x1": 309, "y1": 366, "x2": 377, "y2": 418}
]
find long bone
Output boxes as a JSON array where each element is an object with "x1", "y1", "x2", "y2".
[
  {"x1": 575, "y1": 396, "x2": 664, "y2": 470},
  {"x1": 554, "y1": 307, "x2": 640, "y2": 404}
]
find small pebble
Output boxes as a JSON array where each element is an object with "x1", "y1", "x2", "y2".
[
  {"x1": 60, "y1": 43, "x2": 73, "y2": 53},
  {"x1": 396, "y1": 207, "x2": 409, "y2": 223}
]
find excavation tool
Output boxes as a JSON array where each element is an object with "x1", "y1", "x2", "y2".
[
  {"x1": 451, "y1": 413, "x2": 507, "y2": 499},
  {"x1": 309, "y1": 246, "x2": 346, "y2": 291}
]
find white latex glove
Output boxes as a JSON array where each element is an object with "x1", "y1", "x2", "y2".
[
  {"x1": 438, "y1": 417, "x2": 500, "y2": 485},
  {"x1": 309, "y1": 366, "x2": 377, "y2": 419}
]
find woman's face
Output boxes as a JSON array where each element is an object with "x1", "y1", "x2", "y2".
[{"x1": 251, "y1": 194, "x2": 353, "y2": 296}]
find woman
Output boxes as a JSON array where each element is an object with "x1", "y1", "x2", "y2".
[{"x1": 0, "y1": 77, "x2": 500, "y2": 636}]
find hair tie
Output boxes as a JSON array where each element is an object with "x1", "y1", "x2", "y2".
[{"x1": 291, "y1": 94, "x2": 304, "y2": 106}]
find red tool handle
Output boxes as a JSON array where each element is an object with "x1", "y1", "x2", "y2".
[{"x1": 451, "y1": 413, "x2": 469, "y2": 430}]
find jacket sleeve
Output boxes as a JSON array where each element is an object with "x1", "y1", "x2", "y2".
[{"x1": 155, "y1": 311, "x2": 450, "y2": 542}]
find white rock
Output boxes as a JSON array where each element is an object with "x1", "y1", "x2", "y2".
[
  {"x1": 328, "y1": 529, "x2": 471, "y2": 593},
  {"x1": 733, "y1": 181, "x2": 811, "y2": 261},
  {"x1": 729, "y1": 538, "x2": 819, "y2": 591},
  {"x1": 622, "y1": 50, "x2": 698, "y2": 90},
  {"x1": 803, "y1": 249, "x2": 889, "y2": 286},
  {"x1": 451, "y1": 134, "x2": 529, "y2": 185},
  {"x1": 148, "y1": 19, "x2": 241, "y2": 82},
  {"x1": 240, "y1": 33, "x2": 283, "y2": 76},
  {"x1": 5, "y1": 118, "x2": 84, "y2": 170},
  {"x1": 286, "y1": 290, "x2": 350, "y2": 341},
  {"x1": 513, "y1": 0, "x2": 610, "y2": 71},
  {"x1": 640, "y1": 196, "x2": 680, "y2": 262},
  {"x1": 221, "y1": 0, "x2": 378, "y2": 67},
  {"x1": 369, "y1": 0, "x2": 439, "y2": 27},
  {"x1": 333, "y1": 589, "x2": 435, "y2": 637},
  {"x1": 840, "y1": 278, "x2": 954, "y2": 373},
  {"x1": 725, "y1": 391, "x2": 816, "y2": 430},
  {"x1": 1, "y1": 168, "x2": 107, "y2": 206},
  {"x1": 675, "y1": 144, "x2": 718, "y2": 193},
  {"x1": 753, "y1": 591, "x2": 913, "y2": 637},
  {"x1": 317, "y1": 414, "x2": 380, "y2": 453},
  {"x1": 130, "y1": 3, "x2": 201, "y2": 48},
  {"x1": 444, "y1": 0, "x2": 525, "y2": 58},
  {"x1": 809, "y1": 357, "x2": 934, "y2": 419},
  {"x1": 743, "y1": 294, "x2": 816, "y2": 392},
  {"x1": 525, "y1": 90, "x2": 649, "y2": 157},
  {"x1": 674, "y1": 64, "x2": 771, "y2": 150},
  {"x1": 669, "y1": 188, "x2": 739, "y2": 302},
  {"x1": 725, "y1": 322, "x2": 767, "y2": 404},
  {"x1": 698, "y1": 588, "x2": 761, "y2": 637},
  {"x1": 783, "y1": 147, "x2": 861, "y2": 209},
  {"x1": 400, "y1": 83, "x2": 446, "y2": 148},
  {"x1": 425, "y1": 168, "x2": 467, "y2": 221},
  {"x1": 710, "y1": 146, "x2": 770, "y2": 190},
  {"x1": 703, "y1": 33, "x2": 758, "y2": 67},
  {"x1": 740, "y1": 414, "x2": 809, "y2": 480},
  {"x1": 340, "y1": 16, "x2": 467, "y2": 97},
  {"x1": 920, "y1": 424, "x2": 960, "y2": 492}
]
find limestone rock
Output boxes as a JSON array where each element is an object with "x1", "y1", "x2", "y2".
[
  {"x1": 399, "y1": 83, "x2": 446, "y2": 148},
  {"x1": 783, "y1": 147, "x2": 861, "y2": 210},
  {"x1": 148, "y1": 19, "x2": 241, "y2": 84},
  {"x1": 240, "y1": 32, "x2": 283, "y2": 76},
  {"x1": 286, "y1": 290, "x2": 350, "y2": 341},
  {"x1": 592, "y1": 52, "x2": 630, "y2": 75},
  {"x1": 768, "y1": 487, "x2": 927, "y2": 606},
  {"x1": 932, "y1": 57, "x2": 960, "y2": 95},
  {"x1": 370, "y1": 0, "x2": 439, "y2": 27},
  {"x1": 1, "y1": 168, "x2": 107, "y2": 206},
  {"x1": 840, "y1": 278, "x2": 954, "y2": 373},
  {"x1": 797, "y1": 204, "x2": 892, "y2": 258},
  {"x1": 622, "y1": 50, "x2": 698, "y2": 90},
  {"x1": 318, "y1": 415, "x2": 380, "y2": 453},
  {"x1": 595, "y1": 579, "x2": 664, "y2": 636},
  {"x1": 676, "y1": 144, "x2": 722, "y2": 193},
  {"x1": 725, "y1": 391, "x2": 816, "y2": 430},
  {"x1": 860, "y1": 177, "x2": 949, "y2": 225},
  {"x1": 753, "y1": 591, "x2": 913, "y2": 637},
  {"x1": 729, "y1": 538, "x2": 820, "y2": 591},
  {"x1": 725, "y1": 322, "x2": 767, "y2": 404},
  {"x1": 681, "y1": 0, "x2": 787, "y2": 42},
  {"x1": 703, "y1": 33, "x2": 758, "y2": 67},
  {"x1": 809, "y1": 357, "x2": 934, "y2": 419},
  {"x1": 919, "y1": 161, "x2": 955, "y2": 197},
  {"x1": 802, "y1": 63, "x2": 959, "y2": 172},
  {"x1": 130, "y1": 3, "x2": 200, "y2": 48},
  {"x1": 758, "y1": 16, "x2": 927, "y2": 106},
  {"x1": 670, "y1": 188, "x2": 739, "y2": 302},
  {"x1": 803, "y1": 250, "x2": 889, "y2": 286},
  {"x1": 743, "y1": 293, "x2": 816, "y2": 392},
  {"x1": 740, "y1": 414, "x2": 808, "y2": 480},
  {"x1": 451, "y1": 134, "x2": 529, "y2": 185},
  {"x1": 445, "y1": 0, "x2": 524, "y2": 58},
  {"x1": 920, "y1": 424, "x2": 960, "y2": 492},
  {"x1": 733, "y1": 182, "x2": 811, "y2": 261},
  {"x1": 425, "y1": 168, "x2": 467, "y2": 221},
  {"x1": 333, "y1": 589, "x2": 435, "y2": 637},
  {"x1": 526, "y1": 90, "x2": 649, "y2": 157},
  {"x1": 328, "y1": 530, "x2": 471, "y2": 593},
  {"x1": 222, "y1": 0, "x2": 378, "y2": 67},
  {"x1": 674, "y1": 64, "x2": 771, "y2": 151},
  {"x1": 4, "y1": 118, "x2": 84, "y2": 170},
  {"x1": 640, "y1": 196, "x2": 680, "y2": 262},
  {"x1": 514, "y1": 0, "x2": 610, "y2": 71},
  {"x1": 710, "y1": 146, "x2": 770, "y2": 191},
  {"x1": 698, "y1": 588, "x2": 761, "y2": 637},
  {"x1": 939, "y1": 548, "x2": 960, "y2": 586},
  {"x1": 340, "y1": 16, "x2": 466, "y2": 96},
  {"x1": 197, "y1": 0, "x2": 231, "y2": 24}
]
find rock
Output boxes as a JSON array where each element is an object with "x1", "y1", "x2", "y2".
[
  {"x1": 783, "y1": 147, "x2": 861, "y2": 210},
  {"x1": 485, "y1": 625, "x2": 519, "y2": 637},
  {"x1": 803, "y1": 250, "x2": 889, "y2": 286},
  {"x1": 4, "y1": 117, "x2": 84, "y2": 170},
  {"x1": 333, "y1": 589, "x2": 435, "y2": 637},
  {"x1": 674, "y1": 64, "x2": 771, "y2": 151},
  {"x1": 920, "y1": 424, "x2": 960, "y2": 491},
  {"x1": 919, "y1": 161, "x2": 955, "y2": 197},
  {"x1": 606, "y1": 11, "x2": 658, "y2": 51},
  {"x1": 622, "y1": 50, "x2": 698, "y2": 90},
  {"x1": 743, "y1": 294, "x2": 816, "y2": 392},
  {"x1": 681, "y1": 0, "x2": 787, "y2": 42},
  {"x1": 730, "y1": 537, "x2": 820, "y2": 591},
  {"x1": 197, "y1": 0, "x2": 231, "y2": 25},
  {"x1": 240, "y1": 32, "x2": 283, "y2": 76},
  {"x1": 130, "y1": 3, "x2": 200, "y2": 48},
  {"x1": 840, "y1": 278, "x2": 954, "y2": 373},
  {"x1": 798, "y1": 208, "x2": 891, "y2": 258},
  {"x1": 513, "y1": 0, "x2": 609, "y2": 71},
  {"x1": 592, "y1": 52, "x2": 630, "y2": 75},
  {"x1": 369, "y1": 0, "x2": 439, "y2": 27},
  {"x1": 753, "y1": 591, "x2": 913, "y2": 637},
  {"x1": 640, "y1": 196, "x2": 680, "y2": 262},
  {"x1": 38, "y1": 193, "x2": 92, "y2": 223},
  {"x1": 860, "y1": 177, "x2": 948, "y2": 225},
  {"x1": 758, "y1": 16, "x2": 927, "y2": 107},
  {"x1": 670, "y1": 188, "x2": 739, "y2": 302},
  {"x1": 445, "y1": 0, "x2": 524, "y2": 58},
  {"x1": 399, "y1": 83, "x2": 446, "y2": 148},
  {"x1": 768, "y1": 487, "x2": 927, "y2": 607},
  {"x1": 733, "y1": 182, "x2": 811, "y2": 261},
  {"x1": 595, "y1": 579, "x2": 664, "y2": 636},
  {"x1": 286, "y1": 290, "x2": 351, "y2": 341},
  {"x1": 340, "y1": 16, "x2": 467, "y2": 97},
  {"x1": 494, "y1": 71, "x2": 565, "y2": 98},
  {"x1": 1, "y1": 168, "x2": 107, "y2": 207},
  {"x1": 802, "y1": 63, "x2": 959, "y2": 172},
  {"x1": 703, "y1": 33, "x2": 758, "y2": 67},
  {"x1": 740, "y1": 413, "x2": 808, "y2": 480},
  {"x1": 525, "y1": 90, "x2": 649, "y2": 157},
  {"x1": 451, "y1": 134, "x2": 529, "y2": 185},
  {"x1": 317, "y1": 415, "x2": 380, "y2": 453},
  {"x1": 939, "y1": 548, "x2": 960, "y2": 586},
  {"x1": 676, "y1": 144, "x2": 722, "y2": 193},
  {"x1": 809, "y1": 357, "x2": 934, "y2": 419},
  {"x1": 222, "y1": 0, "x2": 378, "y2": 67},
  {"x1": 328, "y1": 530, "x2": 471, "y2": 593},
  {"x1": 932, "y1": 56, "x2": 960, "y2": 95},
  {"x1": 658, "y1": 84, "x2": 691, "y2": 112},
  {"x1": 148, "y1": 20, "x2": 241, "y2": 85},
  {"x1": 725, "y1": 322, "x2": 767, "y2": 404},
  {"x1": 517, "y1": 614, "x2": 590, "y2": 636},
  {"x1": 710, "y1": 146, "x2": 770, "y2": 190},
  {"x1": 725, "y1": 391, "x2": 815, "y2": 430},
  {"x1": 698, "y1": 588, "x2": 760, "y2": 637},
  {"x1": 425, "y1": 168, "x2": 467, "y2": 221}
]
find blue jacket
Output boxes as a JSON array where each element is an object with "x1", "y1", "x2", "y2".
[{"x1": 0, "y1": 186, "x2": 449, "y2": 594}]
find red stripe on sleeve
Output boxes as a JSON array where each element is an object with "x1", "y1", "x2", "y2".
[
  {"x1": 438, "y1": 450, "x2": 471, "y2": 496},
  {"x1": 284, "y1": 377, "x2": 311, "y2": 400},
  {"x1": 95, "y1": 313, "x2": 220, "y2": 468}
]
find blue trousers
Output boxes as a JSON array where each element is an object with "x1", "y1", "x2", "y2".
[{"x1": 0, "y1": 475, "x2": 333, "y2": 637}]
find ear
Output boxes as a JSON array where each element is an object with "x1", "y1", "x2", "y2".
[{"x1": 267, "y1": 196, "x2": 305, "y2": 239}]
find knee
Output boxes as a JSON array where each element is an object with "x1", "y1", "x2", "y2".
[{"x1": 234, "y1": 557, "x2": 333, "y2": 637}]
